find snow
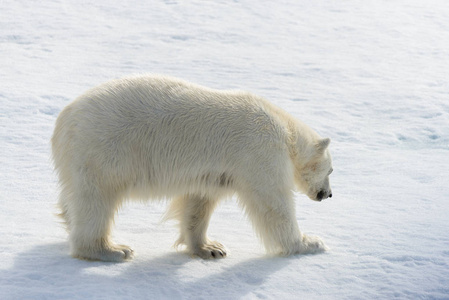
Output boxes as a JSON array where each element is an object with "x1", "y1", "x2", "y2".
[{"x1": 1, "y1": 0, "x2": 449, "y2": 299}]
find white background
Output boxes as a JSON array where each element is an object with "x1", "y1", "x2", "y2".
[{"x1": 1, "y1": 0, "x2": 448, "y2": 299}]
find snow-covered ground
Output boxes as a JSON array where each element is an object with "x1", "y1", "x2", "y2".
[{"x1": 1, "y1": 0, "x2": 448, "y2": 299}]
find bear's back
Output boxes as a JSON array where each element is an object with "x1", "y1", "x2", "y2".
[{"x1": 67, "y1": 75, "x2": 288, "y2": 146}]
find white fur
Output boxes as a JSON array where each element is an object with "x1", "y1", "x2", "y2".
[{"x1": 51, "y1": 75, "x2": 333, "y2": 261}]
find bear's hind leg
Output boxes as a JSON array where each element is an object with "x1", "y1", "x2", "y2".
[
  {"x1": 68, "y1": 180, "x2": 133, "y2": 262},
  {"x1": 167, "y1": 194, "x2": 226, "y2": 259},
  {"x1": 57, "y1": 185, "x2": 73, "y2": 232}
]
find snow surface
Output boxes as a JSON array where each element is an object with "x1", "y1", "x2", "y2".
[{"x1": 1, "y1": 0, "x2": 449, "y2": 299}]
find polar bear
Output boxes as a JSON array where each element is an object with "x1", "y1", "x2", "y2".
[{"x1": 51, "y1": 75, "x2": 333, "y2": 262}]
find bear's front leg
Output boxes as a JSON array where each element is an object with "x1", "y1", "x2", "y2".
[
  {"x1": 169, "y1": 194, "x2": 227, "y2": 259},
  {"x1": 239, "y1": 189, "x2": 328, "y2": 256}
]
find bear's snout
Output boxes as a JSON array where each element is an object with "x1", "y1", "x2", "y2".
[
  {"x1": 317, "y1": 191, "x2": 324, "y2": 201},
  {"x1": 317, "y1": 190, "x2": 332, "y2": 201}
]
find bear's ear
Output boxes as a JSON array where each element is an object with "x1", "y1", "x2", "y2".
[{"x1": 315, "y1": 138, "x2": 331, "y2": 154}]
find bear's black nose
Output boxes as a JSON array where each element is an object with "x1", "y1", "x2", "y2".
[
  {"x1": 329, "y1": 193, "x2": 332, "y2": 198},
  {"x1": 317, "y1": 191, "x2": 325, "y2": 200}
]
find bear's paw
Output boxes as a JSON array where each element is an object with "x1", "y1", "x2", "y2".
[
  {"x1": 298, "y1": 234, "x2": 329, "y2": 254},
  {"x1": 74, "y1": 244, "x2": 134, "y2": 262},
  {"x1": 192, "y1": 241, "x2": 227, "y2": 259}
]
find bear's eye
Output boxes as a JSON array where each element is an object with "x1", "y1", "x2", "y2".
[{"x1": 328, "y1": 168, "x2": 333, "y2": 175}]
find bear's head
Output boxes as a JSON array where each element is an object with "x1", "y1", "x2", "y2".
[{"x1": 293, "y1": 138, "x2": 333, "y2": 201}]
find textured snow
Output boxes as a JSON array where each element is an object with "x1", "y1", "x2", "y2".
[{"x1": 1, "y1": 0, "x2": 449, "y2": 299}]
